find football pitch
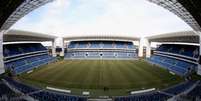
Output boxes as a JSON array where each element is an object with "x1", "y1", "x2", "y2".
[{"x1": 19, "y1": 60, "x2": 183, "y2": 96}]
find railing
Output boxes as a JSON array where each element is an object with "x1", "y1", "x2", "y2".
[
  {"x1": 4, "y1": 53, "x2": 49, "y2": 63},
  {"x1": 154, "y1": 51, "x2": 198, "y2": 61},
  {"x1": 4, "y1": 50, "x2": 48, "y2": 59}
]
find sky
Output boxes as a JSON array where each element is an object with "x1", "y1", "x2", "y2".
[{"x1": 11, "y1": 0, "x2": 192, "y2": 38}]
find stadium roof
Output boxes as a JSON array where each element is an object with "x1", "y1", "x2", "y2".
[
  {"x1": 63, "y1": 35, "x2": 140, "y2": 42},
  {"x1": 0, "y1": 0, "x2": 200, "y2": 33},
  {"x1": 0, "y1": 0, "x2": 52, "y2": 30},
  {"x1": 148, "y1": 0, "x2": 201, "y2": 31},
  {"x1": 146, "y1": 31, "x2": 199, "y2": 43},
  {"x1": 3, "y1": 29, "x2": 56, "y2": 42}
]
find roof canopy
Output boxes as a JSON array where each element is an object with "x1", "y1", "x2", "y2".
[
  {"x1": 148, "y1": 0, "x2": 201, "y2": 31},
  {"x1": 0, "y1": 0, "x2": 24, "y2": 29},
  {"x1": 63, "y1": 35, "x2": 140, "y2": 42},
  {"x1": 0, "y1": 0, "x2": 200, "y2": 35},
  {"x1": 4, "y1": 30, "x2": 56, "y2": 42},
  {"x1": 146, "y1": 31, "x2": 199, "y2": 43},
  {"x1": 0, "y1": 0, "x2": 52, "y2": 30}
]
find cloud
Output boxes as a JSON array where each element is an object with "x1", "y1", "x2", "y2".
[{"x1": 11, "y1": 0, "x2": 192, "y2": 37}]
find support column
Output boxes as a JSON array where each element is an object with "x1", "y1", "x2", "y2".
[
  {"x1": 60, "y1": 38, "x2": 65, "y2": 57},
  {"x1": 52, "y1": 39, "x2": 57, "y2": 57},
  {"x1": 197, "y1": 31, "x2": 201, "y2": 75},
  {"x1": 138, "y1": 38, "x2": 143, "y2": 57},
  {"x1": 0, "y1": 30, "x2": 5, "y2": 74},
  {"x1": 145, "y1": 38, "x2": 151, "y2": 58}
]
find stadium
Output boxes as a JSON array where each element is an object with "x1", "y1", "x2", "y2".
[{"x1": 0, "y1": 0, "x2": 201, "y2": 101}]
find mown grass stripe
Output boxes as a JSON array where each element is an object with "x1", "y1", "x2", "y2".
[{"x1": 19, "y1": 60, "x2": 184, "y2": 96}]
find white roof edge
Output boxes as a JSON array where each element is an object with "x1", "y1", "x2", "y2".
[
  {"x1": 63, "y1": 35, "x2": 140, "y2": 41},
  {"x1": 5, "y1": 29, "x2": 57, "y2": 39},
  {"x1": 145, "y1": 31, "x2": 197, "y2": 40}
]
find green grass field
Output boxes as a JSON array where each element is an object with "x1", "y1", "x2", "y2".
[{"x1": 18, "y1": 60, "x2": 184, "y2": 97}]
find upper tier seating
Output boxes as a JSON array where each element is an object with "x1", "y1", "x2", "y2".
[
  {"x1": 156, "y1": 44, "x2": 199, "y2": 58},
  {"x1": 115, "y1": 42, "x2": 127, "y2": 48},
  {"x1": 77, "y1": 41, "x2": 88, "y2": 48},
  {"x1": 89, "y1": 42, "x2": 101, "y2": 48},
  {"x1": 68, "y1": 41, "x2": 135, "y2": 49},
  {"x1": 3, "y1": 43, "x2": 47, "y2": 57},
  {"x1": 4, "y1": 77, "x2": 87, "y2": 101},
  {"x1": 149, "y1": 55, "x2": 197, "y2": 76},
  {"x1": 66, "y1": 41, "x2": 136, "y2": 59},
  {"x1": 103, "y1": 41, "x2": 114, "y2": 48},
  {"x1": 68, "y1": 42, "x2": 77, "y2": 48},
  {"x1": 128, "y1": 42, "x2": 134, "y2": 49}
]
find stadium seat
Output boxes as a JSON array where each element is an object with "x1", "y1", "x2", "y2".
[
  {"x1": 163, "y1": 81, "x2": 195, "y2": 95},
  {"x1": 187, "y1": 81, "x2": 201, "y2": 98},
  {"x1": 114, "y1": 92, "x2": 171, "y2": 101},
  {"x1": 148, "y1": 55, "x2": 197, "y2": 76},
  {"x1": 156, "y1": 44, "x2": 199, "y2": 58},
  {"x1": 3, "y1": 43, "x2": 48, "y2": 57},
  {"x1": 114, "y1": 81, "x2": 196, "y2": 101}
]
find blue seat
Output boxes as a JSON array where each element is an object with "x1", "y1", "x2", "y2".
[
  {"x1": 156, "y1": 44, "x2": 199, "y2": 58},
  {"x1": 5, "y1": 54, "x2": 55, "y2": 74},
  {"x1": 148, "y1": 55, "x2": 197, "y2": 76},
  {"x1": 3, "y1": 43, "x2": 48, "y2": 57},
  {"x1": 4, "y1": 78, "x2": 88, "y2": 101},
  {"x1": 163, "y1": 81, "x2": 195, "y2": 95}
]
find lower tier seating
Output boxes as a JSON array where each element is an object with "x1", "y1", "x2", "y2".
[
  {"x1": 4, "y1": 77, "x2": 87, "y2": 101},
  {"x1": 162, "y1": 81, "x2": 195, "y2": 95},
  {"x1": 4, "y1": 54, "x2": 56, "y2": 74},
  {"x1": 0, "y1": 81, "x2": 17, "y2": 99},
  {"x1": 148, "y1": 55, "x2": 197, "y2": 76},
  {"x1": 156, "y1": 44, "x2": 199, "y2": 58},
  {"x1": 114, "y1": 80, "x2": 195, "y2": 101},
  {"x1": 114, "y1": 92, "x2": 171, "y2": 101},
  {"x1": 3, "y1": 77, "x2": 196, "y2": 101},
  {"x1": 187, "y1": 81, "x2": 201, "y2": 98}
]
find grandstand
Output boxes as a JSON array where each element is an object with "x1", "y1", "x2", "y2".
[
  {"x1": 3, "y1": 30, "x2": 57, "y2": 74},
  {"x1": 66, "y1": 41, "x2": 137, "y2": 59},
  {"x1": 0, "y1": 0, "x2": 201, "y2": 101},
  {"x1": 3, "y1": 77, "x2": 87, "y2": 101},
  {"x1": 146, "y1": 31, "x2": 199, "y2": 76},
  {"x1": 64, "y1": 36, "x2": 139, "y2": 59},
  {"x1": 0, "y1": 80, "x2": 19, "y2": 100},
  {"x1": 187, "y1": 81, "x2": 201, "y2": 100},
  {"x1": 2, "y1": 30, "x2": 199, "y2": 101},
  {"x1": 114, "y1": 80, "x2": 196, "y2": 101},
  {"x1": 4, "y1": 43, "x2": 56, "y2": 74}
]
